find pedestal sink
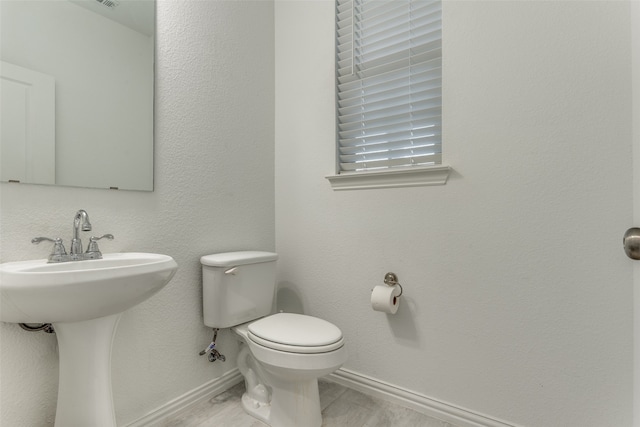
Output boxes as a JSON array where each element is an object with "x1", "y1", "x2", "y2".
[{"x1": 0, "y1": 252, "x2": 178, "y2": 427}]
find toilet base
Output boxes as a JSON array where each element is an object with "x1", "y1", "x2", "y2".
[
  {"x1": 232, "y1": 320, "x2": 345, "y2": 427},
  {"x1": 242, "y1": 376, "x2": 322, "y2": 427},
  {"x1": 241, "y1": 392, "x2": 271, "y2": 425}
]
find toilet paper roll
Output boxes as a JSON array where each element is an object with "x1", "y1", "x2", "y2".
[{"x1": 371, "y1": 285, "x2": 401, "y2": 314}]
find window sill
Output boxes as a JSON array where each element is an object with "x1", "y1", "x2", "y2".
[{"x1": 325, "y1": 165, "x2": 451, "y2": 191}]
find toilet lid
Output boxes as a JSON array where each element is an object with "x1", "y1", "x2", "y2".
[{"x1": 248, "y1": 313, "x2": 344, "y2": 354}]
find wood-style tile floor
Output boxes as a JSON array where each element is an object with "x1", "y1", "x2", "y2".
[{"x1": 159, "y1": 379, "x2": 459, "y2": 427}]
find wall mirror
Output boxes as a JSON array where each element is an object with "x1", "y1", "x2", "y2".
[{"x1": 0, "y1": 0, "x2": 155, "y2": 191}]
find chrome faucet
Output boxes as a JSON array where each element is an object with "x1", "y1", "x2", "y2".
[
  {"x1": 32, "y1": 210, "x2": 114, "y2": 263},
  {"x1": 70, "y1": 209, "x2": 92, "y2": 260}
]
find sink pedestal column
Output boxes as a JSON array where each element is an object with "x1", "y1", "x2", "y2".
[{"x1": 53, "y1": 313, "x2": 122, "y2": 427}]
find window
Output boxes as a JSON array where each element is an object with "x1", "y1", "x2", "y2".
[{"x1": 327, "y1": 0, "x2": 449, "y2": 190}]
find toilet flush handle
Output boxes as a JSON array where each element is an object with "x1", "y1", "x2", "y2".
[{"x1": 225, "y1": 267, "x2": 239, "y2": 275}]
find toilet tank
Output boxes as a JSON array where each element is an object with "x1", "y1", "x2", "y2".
[{"x1": 201, "y1": 251, "x2": 278, "y2": 328}]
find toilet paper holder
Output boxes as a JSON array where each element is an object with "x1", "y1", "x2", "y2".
[{"x1": 383, "y1": 272, "x2": 403, "y2": 297}]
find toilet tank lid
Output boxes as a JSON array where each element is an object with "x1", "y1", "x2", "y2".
[{"x1": 201, "y1": 251, "x2": 278, "y2": 267}]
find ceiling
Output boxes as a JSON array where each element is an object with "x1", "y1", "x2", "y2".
[{"x1": 69, "y1": 0, "x2": 154, "y2": 37}]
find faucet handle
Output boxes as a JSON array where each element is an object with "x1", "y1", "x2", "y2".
[
  {"x1": 32, "y1": 237, "x2": 69, "y2": 263},
  {"x1": 89, "y1": 234, "x2": 114, "y2": 244},
  {"x1": 84, "y1": 234, "x2": 114, "y2": 260}
]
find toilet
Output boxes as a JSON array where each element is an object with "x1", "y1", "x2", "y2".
[{"x1": 201, "y1": 251, "x2": 347, "y2": 427}]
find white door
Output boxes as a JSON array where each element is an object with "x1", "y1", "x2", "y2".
[
  {"x1": 0, "y1": 61, "x2": 55, "y2": 185},
  {"x1": 632, "y1": 3, "x2": 640, "y2": 425}
]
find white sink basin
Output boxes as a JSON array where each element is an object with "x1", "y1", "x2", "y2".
[
  {"x1": 0, "y1": 252, "x2": 178, "y2": 426},
  {"x1": 0, "y1": 252, "x2": 177, "y2": 323}
]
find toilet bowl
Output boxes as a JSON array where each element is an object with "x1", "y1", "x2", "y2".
[
  {"x1": 233, "y1": 313, "x2": 347, "y2": 427},
  {"x1": 200, "y1": 252, "x2": 347, "y2": 427}
]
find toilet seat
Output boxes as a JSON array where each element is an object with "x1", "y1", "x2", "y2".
[{"x1": 248, "y1": 313, "x2": 344, "y2": 354}]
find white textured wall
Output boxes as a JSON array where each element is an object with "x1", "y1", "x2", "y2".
[
  {"x1": 0, "y1": 1, "x2": 634, "y2": 426},
  {"x1": 274, "y1": 1, "x2": 634, "y2": 426},
  {"x1": 0, "y1": 1, "x2": 274, "y2": 426}
]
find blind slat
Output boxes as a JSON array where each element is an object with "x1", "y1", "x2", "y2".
[
  {"x1": 339, "y1": 126, "x2": 442, "y2": 150},
  {"x1": 338, "y1": 97, "x2": 441, "y2": 127},
  {"x1": 338, "y1": 106, "x2": 441, "y2": 136},
  {"x1": 338, "y1": 87, "x2": 441, "y2": 116},
  {"x1": 355, "y1": 1, "x2": 409, "y2": 25},
  {"x1": 339, "y1": 76, "x2": 440, "y2": 106},
  {"x1": 338, "y1": 60, "x2": 441, "y2": 93},
  {"x1": 353, "y1": 12, "x2": 441, "y2": 49},
  {"x1": 339, "y1": 153, "x2": 442, "y2": 171},
  {"x1": 340, "y1": 145, "x2": 441, "y2": 163},
  {"x1": 337, "y1": 45, "x2": 441, "y2": 81}
]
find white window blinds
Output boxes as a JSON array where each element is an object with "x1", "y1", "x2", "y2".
[{"x1": 336, "y1": 0, "x2": 442, "y2": 173}]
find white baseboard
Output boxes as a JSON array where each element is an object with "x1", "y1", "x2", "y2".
[
  {"x1": 124, "y1": 368, "x2": 243, "y2": 427},
  {"x1": 124, "y1": 366, "x2": 516, "y2": 427},
  {"x1": 327, "y1": 368, "x2": 518, "y2": 427}
]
